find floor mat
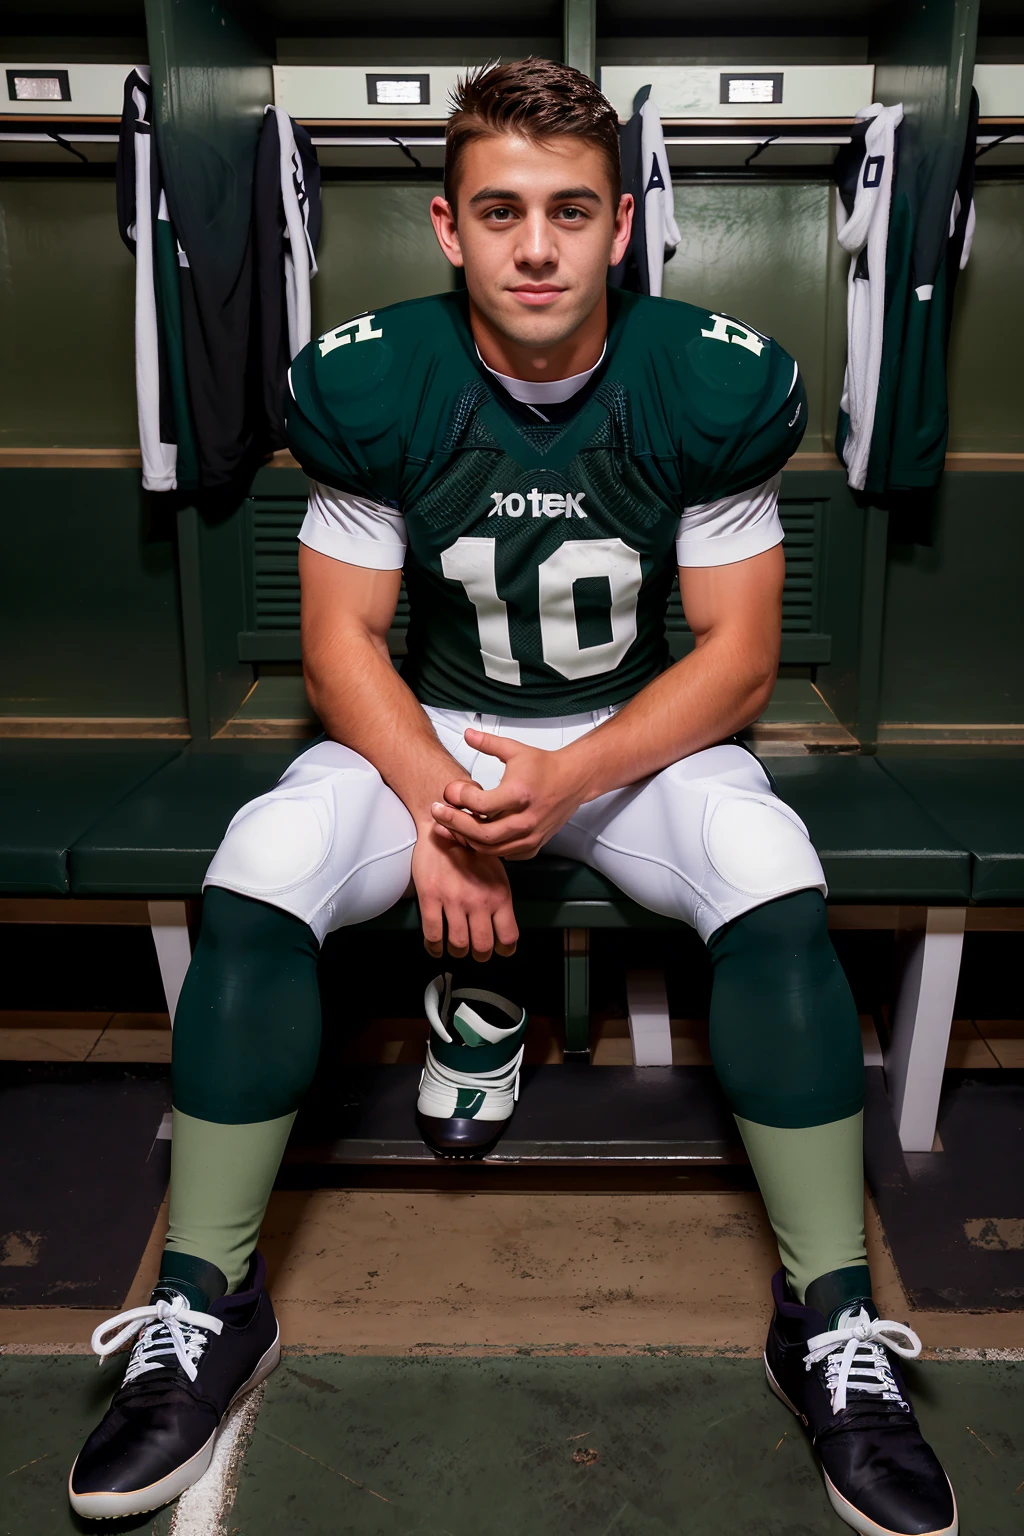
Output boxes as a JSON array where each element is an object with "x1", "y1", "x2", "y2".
[
  {"x1": 0, "y1": 1062, "x2": 169, "y2": 1307},
  {"x1": 864, "y1": 1066, "x2": 1024, "y2": 1310},
  {"x1": 3, "y1": 1354, "x2": 1021, "y2": 1536}
]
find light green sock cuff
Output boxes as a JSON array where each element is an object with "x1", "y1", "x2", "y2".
[
  {"x1": 735, "y1": 1111, "x2": 868, "y2": 1304},
  {"x1": 164, "y1": 1108, "x2": 297, "y2": 1293}
]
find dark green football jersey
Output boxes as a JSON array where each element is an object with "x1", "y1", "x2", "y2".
[{"x1": 287, "y1": 288, "x2": 805, "y2": 717}]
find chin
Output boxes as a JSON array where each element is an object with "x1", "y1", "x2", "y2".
[{"x1": 493, "y1": 303, "x2": 588, "y2": 352}]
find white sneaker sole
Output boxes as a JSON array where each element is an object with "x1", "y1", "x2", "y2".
[
  {"x1": 764, "y1": 1355, "x2": 958, "y2": 1536},
  {"x1": 68, "y1": 1327, "x2": 281, "y2": 1520}
]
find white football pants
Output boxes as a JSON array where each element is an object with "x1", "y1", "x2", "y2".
[{"x1": 204, "y1": 705, "x2": 827, "y2": 945}]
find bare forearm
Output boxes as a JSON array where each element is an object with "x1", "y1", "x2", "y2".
[
  {"x1": 563, "y1": 632, "x2": 773, "y2": 803},
  {"x1": 304, "y1": 630, "x2": 463, "y2": 828}
]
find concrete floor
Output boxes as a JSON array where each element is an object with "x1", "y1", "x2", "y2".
[{"x1": 4, "y1": 1008, "x2": 1024, "y2": 1532}]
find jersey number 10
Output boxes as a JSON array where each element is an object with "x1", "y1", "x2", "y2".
[{"x1": 441, "y1": 536, "x2": 643, "y2": 685}]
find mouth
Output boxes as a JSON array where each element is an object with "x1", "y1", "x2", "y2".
[{"x1": 508, "y1": 284, "x2": 567, "y2": 307}]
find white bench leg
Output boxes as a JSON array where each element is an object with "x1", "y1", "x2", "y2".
[
  {"x1": 148, "y1": 900, "x2": 192, "y2": 1026},
  {"x1": 626, "y1": 968, "x2": 673, "y2": 1066},
  {"x1": 885, "y1": 906, "x2": 966, "y2": 1152}
]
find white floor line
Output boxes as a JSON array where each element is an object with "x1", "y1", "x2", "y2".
[{"x1": 168, "y1": 1383, "x2": 265, "y2": 1536}]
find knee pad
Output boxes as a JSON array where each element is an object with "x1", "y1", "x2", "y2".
[
  {"x1": 208, "y1": 792, "x2": 333, "y2": 897},
  {"x1": 703, "y1": 793, "x2": 825, "y2": 900}
]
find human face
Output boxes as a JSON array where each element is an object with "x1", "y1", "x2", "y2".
[{"x1": 430, "y1": 132, "x2": 633, "y2": 378}]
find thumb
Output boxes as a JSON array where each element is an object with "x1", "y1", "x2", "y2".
[{"x1": 463, "y1": 727, "x2": 519, "y2": 761}]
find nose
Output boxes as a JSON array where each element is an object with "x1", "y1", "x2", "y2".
[{"x1": 514, "y1": 208, "x2": 558, "y2": 271}]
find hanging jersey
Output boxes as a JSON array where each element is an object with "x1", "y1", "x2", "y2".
[
  {"x1": 286, "y1": 289, "x2": 805, "y2": 717},
  {"x1": 116, "y1": 66, "x2": 178, "y2": 492},
  {"x1": 835, "y1": 90, "x2": 979, "y2": 496},
  {"x1": 254, "y1": 106, "x2": 322, "y2": 448},
  {"x1": 610, "y1": 86, "x2": 681, "y2": 297},
  {"x1": 833, "y1": 103, "x2": 903, "y2": 492}
]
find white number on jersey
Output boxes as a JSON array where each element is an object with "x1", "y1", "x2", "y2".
[
  {"x1": 318, "y1": 313, "x2": 383, "y2": 358},
  {"x1": 441, "y1": 536, "x2": 643, "y2": 686}
]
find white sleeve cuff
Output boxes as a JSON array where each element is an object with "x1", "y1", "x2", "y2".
[
  {"x1": 675, "y1": 473, "x2": 784, "y2": 568},
  {"x1": 297, "y1": 482, "x2": 407, "y2": 571}
]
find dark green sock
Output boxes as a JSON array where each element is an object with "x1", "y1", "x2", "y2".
[
  {"x1": 163, "y1": 888, "x2": 323, "y2": 1291},
  {"x1": 707, "y1": 888, "x2": 868, "y2": 1301},
  {"x1": 156, "y1": 1250, "x2": 227, "y2": 1313}
]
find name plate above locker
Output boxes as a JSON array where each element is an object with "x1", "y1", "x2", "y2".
[
  {"x1": 273, "y1": 65, "x2": 465, "y2": 121},
  {"x1": 600, "y1": 65, "x2": 875, "y2": 121},
  {"x1": 2, "y1": 62, "x2": 130, "y2": 114},
  {"x1": 973, "y1": 64, "x2": 1024, "y2": 117}
]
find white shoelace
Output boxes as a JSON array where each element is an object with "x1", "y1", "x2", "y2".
[
  {"x1": 803, "y1": 1308, "x2": 922, "y2": 1414},
  {"x1": 91, "y1": 1295, "x2": 224, "y2": 1385}
]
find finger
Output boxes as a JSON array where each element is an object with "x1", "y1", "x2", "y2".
[
  {"x1": 434, "y1": 822, "x2": 472, "y2": 849},
  {"x1": 443, "y1": 905, "x2": 470, "y2": 960},
  {"x1": 463, "y1": 728, "x2": 520, "y2": 762},
  {"x1": 492, "y1": 900, "x2": 520, "y2": 954},
  {"x1": 431, "y1": 804, "x2": 508, "y2": 847},
  {"x1": 468, "y1": 907, "x2": 495, "y2": 965},
  {"x1": 419, "y1": 896, "x2": 444, "y2": 958},
  {"x1": 443, "y1": 779, "x2": 528, "y2": 817},
  {"x1": 495, "y1": 841, "x2": 540, "y2": 862}
]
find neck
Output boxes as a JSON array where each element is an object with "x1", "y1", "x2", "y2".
[{"x1": 469, "y1": 291, "x2": 608, "y2": 383}]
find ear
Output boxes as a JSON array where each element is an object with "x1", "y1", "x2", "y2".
[
  {"x1": 430, "y1": 196, "x2": 465, "y2": 268},
  {"x1": 609, "y1": 192, "x2": 634, "y2": 268}
]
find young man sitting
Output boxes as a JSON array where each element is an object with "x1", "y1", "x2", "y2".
[{"x1": 71, "y1": 59, "x2": 956, "y2": 1536}]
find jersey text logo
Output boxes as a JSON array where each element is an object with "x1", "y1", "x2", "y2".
[
  {"x1": 700, "y1": 313, "x2": 765, "y2": 357},
  {"x1": 318, "y1": 313, "x2": 383, "y2": 358},
  {"x1": 488, "y1": 490, "x2": 587, "y2": 519}
]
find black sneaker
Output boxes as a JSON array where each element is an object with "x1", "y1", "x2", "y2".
[
  {"x1": 764, "y1": 1269, "x2": 957, "y2": 1536},
  {"x1": 69, "y1": 1252, "x2": 280, "y2": 1520}
]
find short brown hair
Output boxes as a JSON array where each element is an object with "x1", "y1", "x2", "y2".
[{"x1": 445, "y1": 57, "x2": 621, "y2": 208}]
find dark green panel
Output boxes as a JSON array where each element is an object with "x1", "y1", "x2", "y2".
[
  {"x1": 663, "y1": 182, "x2": 833, "y2": 451},
  {"x1": 311, "y1": 183, "x2": 455, "y2": 335},
  {"x1": 947, "y1": 182, "x2": 1024, "y2": 452},
  {"x1": 0, "y1": 180, "x2": 137, "y2": 448},
  {"x1": 878, "y1": 474, "x2": 1024, "y2": 725},
  {"x1": 789, "y1": 471, "x2": 867, "y2": 734},
  {"x1": 0, "y1": 470, "x2": 187, "y2": 719}
]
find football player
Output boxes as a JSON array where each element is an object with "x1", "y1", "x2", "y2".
[{"x1": 71, "y1": 59, "x2": 956, "y2": 1536}]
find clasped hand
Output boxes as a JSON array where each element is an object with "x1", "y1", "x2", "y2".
[{"x1": 430, "y1": 727, "x2": 587, "y2": 860}]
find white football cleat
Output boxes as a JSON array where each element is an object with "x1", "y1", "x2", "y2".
[{"x1": 416, "y1": 974, "x2": 527, "y2": 1158}]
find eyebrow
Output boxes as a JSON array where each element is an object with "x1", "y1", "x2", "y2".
[{"x1": 468, "y1": 185, "x2": 603, "y2": 205}]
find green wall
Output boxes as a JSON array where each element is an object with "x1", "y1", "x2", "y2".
[
  {"x1": 3, "y1": 173, "x2": 1019, "y2": 460},
  {"x1": 0, "y1": 470, "x2": 187, "y2": 721},
  {"x1": 311, "y1": 182, "x2": 454, "y2": 335},
  {"x1": 947, "y1": 182, "x2": 1024, "y2": 453},
  {"x1": 0, "y1": 180, "x2": 137, "y2": 449},
  {"x1": 878, "y1": 475, "x2": 1024, "y2": 727},
  {"x1": 663, "y1": 181, "x2": 841, "y2": 454}
]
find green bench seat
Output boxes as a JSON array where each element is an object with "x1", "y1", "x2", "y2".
[
  {"x1": 59, "y1": 747, "x2": 971, "y2": 907},
  {"x1": 0, "y1": 743, "x2": 181, "y2": 896},
  {"x1": 67, "y1": 744, "x2": 306, "y2": 897},
  {"x1": 768, "y1": 756, "x2": 971, "y2": 903},
  {"x1": 876, "y1": 757, "x2": 1024, "y2": 902}
]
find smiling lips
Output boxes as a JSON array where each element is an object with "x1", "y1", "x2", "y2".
[{"x1": 509, "y1": 285, "x2": 566, "y2": 306}]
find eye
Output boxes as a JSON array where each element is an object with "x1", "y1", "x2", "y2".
[
  {"x1": 557, "y1": 206, "x2": 588, "y2": 223},
  {"x1": 484, "y1": 206, "x2": 516, "y2": 223}
]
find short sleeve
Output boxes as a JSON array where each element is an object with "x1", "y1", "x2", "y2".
[
  {"x1": 680, "y1": 313, "x2": 807, "y2": 506},
  {"x1": 299, "y1": 481, "x2": 407, "y2": 570},
  {"x1": 676, "y1": 473, "x2": 783, "y2": 568}
]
